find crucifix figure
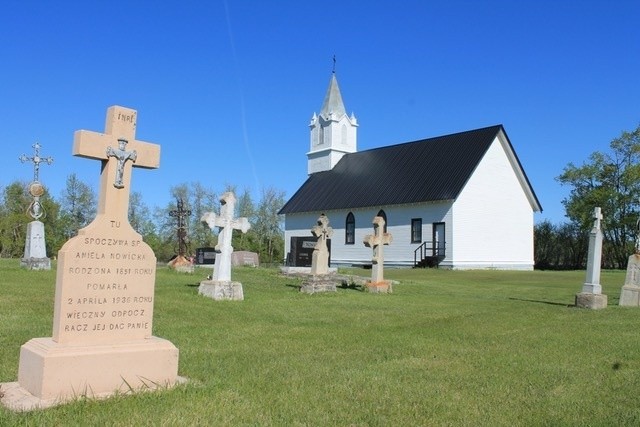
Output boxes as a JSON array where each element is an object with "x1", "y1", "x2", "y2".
[
  {"x1": 106, "y1": 138, "x2": 137, "y2": 189},
  {"x1": 201, "y1": 192, "x2": 251, "y2": 282},
  {"x1": 170, "y1": 197, "x2": 191, "y2": 257},
  {"x1": 310, "y1": 214, "x2": 333, "y2": 275},
  {"x1": 364, "y1": 216, "x2": 393, "y2": 283},
  {"x1": 73, "y1": 106, "x2": 160, "y2": 223},
  {"x1": 19, "y1": 141, "x2": 54, "y2": 183}
]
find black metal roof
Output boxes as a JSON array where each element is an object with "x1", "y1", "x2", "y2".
[{"x1": 279, "y1": 125, "x2": 541, "y2": 214}]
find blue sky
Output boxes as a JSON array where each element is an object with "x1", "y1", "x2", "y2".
[{"x1": 1, "y1": 0, "x2": 638, "y2": 224}]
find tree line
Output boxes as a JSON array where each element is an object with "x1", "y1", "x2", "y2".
[
  {"x1": 0, "y1": 175, "x2": 286, "y2": 265},
  {"x1": 535, "y1": 124, "x2": 640, "y2": 270}
]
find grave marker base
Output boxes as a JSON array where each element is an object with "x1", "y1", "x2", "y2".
[
  {"x1": 365, "y1": 281, "x2": 393, "y2": 294},
  {"x1": 619, "y1": 285, "x2": 640, "y2": 306},
  {"x1": 300, "y1": 276, "x2": 337, "y2": 294},
  {"x1": 198, "y1": 280, "x2": 244, "y2": 300},
  {"x1": 575, "y1": 292, "x2": 607, "y2": 309}
]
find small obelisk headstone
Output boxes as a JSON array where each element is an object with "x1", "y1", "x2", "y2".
[
  {"x1": 19, "y1": 142, "x2": 53, "y2": 270},
  {"x1": 363, "y1": 216, "x2": 393, "y2": 293},
  {"x1": 199, "y1": 192, "x2": 250, "y2": 300},
  {"x1": 2, "y1": 106, "x2": 180, "y2": 412},
  {"x1": 575, "y1": 207, "x2": 607, "y2": 309},
  {"x1": 300, "y1": 214, "x2": 337, "y2": 294},
  {"x1": 167, "y1": 197, "x2": 194, "y2": 273},
  {"x1": 619, "y1": 217, "x2": 640, "y2": 306}
]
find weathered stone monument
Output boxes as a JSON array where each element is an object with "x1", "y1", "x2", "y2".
[
  {"x1": 199, "y1": 192, "x2": 250, "y2": 300},
  {"x1": 231, "y1": 251, "x2": 259, "y2": 267},
  {"x1": 2, "y1": 106, "x2": 180, "y2": 411},
  {"x1": 575, "y1": 207, "x2": 607, "y2": 309},
  {"x1": 19, "y1": 142, "x2": 53, "y2": 270},
  {"x1": 619, "y1": 216, "x2": 640, "y2": 306},
  {"x1": 363, "y1": 216, "x2": 393, "y2": 293},
  {"x1": 300, "y1": 214, "x2": 337, "y2": 294},
  {"x1": 167, "y1": 197, "x2": 194, "y2": 273}
]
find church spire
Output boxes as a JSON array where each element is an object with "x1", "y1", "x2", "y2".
[{"x1": 307, "y1": 69, "x2": 358, "y2": 175}]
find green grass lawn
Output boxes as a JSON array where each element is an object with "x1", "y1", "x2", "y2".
[{"x1": 1, "y1": 259, "x2": 639, "y2": 426}]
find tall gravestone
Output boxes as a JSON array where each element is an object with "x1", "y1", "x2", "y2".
[
  {"x1": 300, "y1": 214, "x2": 337, "y2": 294},
  {"x1": 363, "y1": 216, "x2": 393, "y2": 293},
  {"x1": 5, "y1": 106, "x2": 180, "y2": 411},
  {"x1": 575, "y1": 207, "x2": 607, "y2": 309},
  {"x1": 199, "y1": 192, "x2": 250, "y2": 300},
  {"x1": 620, "y1": 218, "x2": 640, "y2": 307},
  {"x1": 19, "y1": 142, "x2": 53, "y2": 270}
]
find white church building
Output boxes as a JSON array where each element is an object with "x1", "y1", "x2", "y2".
[{"x1": 279, "y1": 73, "x2": 542, "y2": 270}]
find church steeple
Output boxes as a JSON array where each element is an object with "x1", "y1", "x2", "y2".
[{"x1": 307, "y1": 71, "x2": 358, "y2": 175}]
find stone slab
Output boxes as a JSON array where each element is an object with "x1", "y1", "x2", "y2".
[
  {"x1": 198, "y1": 280, "x2": 244, "y2": 301},
  {"x1": 10, "y1": 337, "x2": 179, "y2": 407},
  {"x1": 300, "y1": 275, "x2": 338, "y2": 294},
  {"x1": 619, "y1": 285, "x2": 640, "y2": 306},
  {"x1": 232, "y1": 251, "x2": 259, "y2": 267},
  {"x1": 21, "y1": 220, "x2": 51, "y2": 270},
  {"x1": 575, "y1": 292, "x2": 607, "y2": 309},
  {"x1": 20, "y1": 257, "x2": 51, "y2": 270},
  {"x1": 365, "y1": 281, "x2": 393, "y2": 294}
]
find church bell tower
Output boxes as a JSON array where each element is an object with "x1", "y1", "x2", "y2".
[{"x1": 307, "y1": 72, "x2": 358, "y2": 175}]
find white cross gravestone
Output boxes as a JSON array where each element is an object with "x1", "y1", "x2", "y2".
[
  {"x1": 363, "y1": 216, "x2": 393, "y2": 293},
  {"x1": 575, "y1": 207, "x2": 607, "y2": 309},
  {"x1": 4, "y1": 106, "x2": 180, "y2": 411},
  {"x1": 19, "y1": 142, "x2": 54, "y2": 270},
  {"x1": 199, "y1": 192, "x2": 250, "y2": 300}
]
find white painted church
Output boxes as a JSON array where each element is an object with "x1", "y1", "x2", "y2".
[{"x1": 279, "y1": 73, "x2": 542, "y2": 270}]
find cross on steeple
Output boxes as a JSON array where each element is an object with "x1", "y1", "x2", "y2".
[
  {"x1": 19, "y1": 141, "x2": 53, "y2": 183},
  {"x1": 73, "y1": 106, "x2": 160, "y2": 222},
  {"x1": 364, "y1": 216, "x2": 393, "y2": 283},
  {"x1": 201, "y1": 192, "x2": 251, "y2": 282}
]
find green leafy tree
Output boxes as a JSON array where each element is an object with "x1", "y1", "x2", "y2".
[
  {"x1": 557, "y1": 125, "x2": 640, "y2": 268},
  {"x1": 58, "y1": 173, "x2": 96, "y2": 239},
  {"x1": 253, "y1": 187, "x2": 285, "y2": 264}
]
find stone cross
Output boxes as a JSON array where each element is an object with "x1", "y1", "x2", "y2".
[
  {"x1": 170, "y1": 197, "x2": 191, "y2": 257},
  {"x1": 19, "y1": 141, "x2": 53, "y2": 183},
  {"x1": 73, "y1": 106, "x2": 160, "y2": 222},
  {"x1": 583, "y1": 207, "x2": 603, "y2": 294},
  {"x1": 364, "y1": 216, "x2": 393, "y2": 283},
  {"x1": 310, "y1": 214, "x2": 333, "y2": 275},
  {"x1": 201, "y1": 192, "x2": 251, "y2": 282}
]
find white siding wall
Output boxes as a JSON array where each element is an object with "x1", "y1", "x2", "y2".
[
  {"x1": 451, "y1": 136, "x2": 535, "y2": 270},
  {"x1": 283, "y1": 202, "x2": 453, "y2": 267}
]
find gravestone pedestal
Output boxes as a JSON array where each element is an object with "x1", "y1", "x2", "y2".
[
  {"x1": 365, "y1": 281, "x2": 393, "y2": 294},
  {"x1": 620, "y1": 254, "x2": 640, "y2": 306},
  {"x1": 300, "y1": 275, "x2": 337, "y2": 294},
  {"x1": 20, "y1": 220, "x2": 51, "y2": 270},
  {"x1": 575, "y1": 292, "x2": 607, "y2": 309},
  {"x1": 168, "y1": 255, "x2": 194, "y2": 273},
  {"x1": 198, "y1": 280, "x2": 244, "y2": 300}
]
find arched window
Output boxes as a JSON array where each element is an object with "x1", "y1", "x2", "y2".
[
  {"x1": 376, "y1": 209, "x2": 388, "y2": 233},
  {"x1": 345, "y1": 212, "x2": 355, "y2": 244}
]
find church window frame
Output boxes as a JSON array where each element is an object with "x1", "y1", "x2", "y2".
[
  {"x1": 411, "y1": 218, "x2": 422, "y2": 243},
  {"x1": 376, "y1": 209, "x2": 388, "y2": 233},
  {"x1": 345, "y1": 212, "x2": 355, "y2": 245}
]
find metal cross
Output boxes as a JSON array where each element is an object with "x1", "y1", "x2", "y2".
[
  {"x1": 170, "y1": 197, "x2": 191, "y2": 257},
  {"x1": 19, "y1": 141, "x2": 53, "y2": 182}
]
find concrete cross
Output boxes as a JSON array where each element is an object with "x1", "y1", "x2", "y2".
[
  {"x1": 364, "y1": 216, "x2": 393, "y2": 283},
  {"x1": 310, "y1": 214, "x2": 333, "y2": 275},
  {"x1": 73, "y1": 106, "x2": 160, "y2": 221},
  {"x1": 201, "y1": 192, "x2": 251, "y2": 282},
  {"x1": 19, "y1": 141, "x2": 53, "y2": 183},
  {"x1": 592, "y1": 207, "x2": 603, "y2": 231}
]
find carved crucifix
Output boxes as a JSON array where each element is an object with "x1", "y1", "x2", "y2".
[
  {"x1": 73, "y1": 106, "x2": 160, "y2": 222},
  {"x1": 201, "y1": 192, "x2": 251, "y2": 282},
  {"x1": 364, "y1": 216, "x2": 393, "y2": 283}
]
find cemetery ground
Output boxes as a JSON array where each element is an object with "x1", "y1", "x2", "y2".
[{"x1": 1, "y1": 260, "x2": 639, "y2": 425}]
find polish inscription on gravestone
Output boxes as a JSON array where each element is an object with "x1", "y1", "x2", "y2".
[{"x1": 10, "y1": 106, "x2": 179, "y2": 410}]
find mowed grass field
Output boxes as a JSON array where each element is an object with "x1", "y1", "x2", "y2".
[{"x1": 1, "y1": 259, "x2": 639, "y2": 426}]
